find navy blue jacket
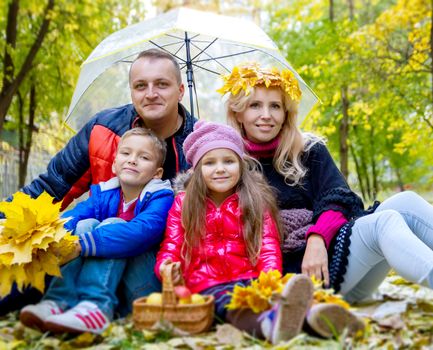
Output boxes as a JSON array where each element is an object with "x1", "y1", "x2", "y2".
[{"x1": 19, "y1": 103, "x2": 195, "y2": 209}]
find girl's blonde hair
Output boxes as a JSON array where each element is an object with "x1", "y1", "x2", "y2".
[
  {"x1": 226, "y1": 86, "x2": 320, "y2": 186},
  {"x1": 181, "y1": 155, "x2": 281, "y2": 266}
]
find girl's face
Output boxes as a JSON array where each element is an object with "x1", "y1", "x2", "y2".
[
  {"x1": 235, "y1": 86, "x2": 286, "y2": 143},
  {"x1": 200, "y1": 148, "x2": 241, "y2": 205}
]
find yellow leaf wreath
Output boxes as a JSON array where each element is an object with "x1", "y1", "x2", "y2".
[
  {"x1": 226, "y1": 270, "x2": 350, "y2": 313},
  {"x1": 0, "y1": 191, "x2": 77, "y2": 297}
]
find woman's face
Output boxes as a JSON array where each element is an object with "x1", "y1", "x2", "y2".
[{"x1": 235, "y1": 86, "x2": 286, "y2": 143}]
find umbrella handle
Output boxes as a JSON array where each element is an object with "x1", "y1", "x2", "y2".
[{"x1": 184, "y1": 32, "x2": 195, "y2": 118}]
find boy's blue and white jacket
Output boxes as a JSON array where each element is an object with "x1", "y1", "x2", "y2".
[{"x1": 62, "y1": 177, "x2": 174, "y2": 259}]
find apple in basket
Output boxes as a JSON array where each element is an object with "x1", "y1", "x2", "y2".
[
  {"x1": 174, "y1": 286, "x2": 192, "y2": 304},
  {"x1": 191, "y1": 293, "x2": 206, "y2": 305},
  {"x1": 146, "y1": 292, "x2": 163, "y2": 305}
]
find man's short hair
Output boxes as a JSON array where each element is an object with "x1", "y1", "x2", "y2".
[
  {"x1": 119, "y1": 127, "x2": 167, "y2": 167},
  {"x1": 132, "y1": 49, "x2": 182, "y2": 84}
]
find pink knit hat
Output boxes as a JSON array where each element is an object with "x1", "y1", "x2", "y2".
[{"x1": 183, "y1": 120, "x2": 244, "y2": 168}]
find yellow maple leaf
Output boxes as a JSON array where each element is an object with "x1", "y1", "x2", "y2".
[
  {"x1": 37, "y1": 249, "x2": 62, "y2": 277},
  {"x1": 24, "y1": 258, "x2": 46, "y2": 293},
  {"x1": 0, "y1": 191, "x2": 77, "y2": 297},
  {"x1": 35, "y1": 192, "x2": 62, "y2": 224},
  {"x1": 0, "y1": 252, "x2": 13, "y2": 265},
  {"x1": 226, "y1": 270, "x2": 352, "y2": 314},
  {"x1": 0, "y1": 265, "x2": 15, "y2": 297}
]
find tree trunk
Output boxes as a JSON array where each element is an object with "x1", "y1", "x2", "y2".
[
  {"x1": 18, "y1": 91, "x2": 25, "y2": 188},
  {"x1": 395, "y1": 168, "x2": 405, "y2": 191},
  {"x1": 359, "y1": 145, "x2": 372, "y2": 200},
  {"x1": 350, "y1": 144, "x2": 366, "y2": 200},
  {"x1": 18, "y1": 84, "x2": 36, "y2": 187},
  {"x1": 339, "y1": 86, "x2": 349, "y2": 179},
  {"x1": 0, "y1": 0, "x2": 19, "y2": 137},
  {"x1": 369, "y1": 127, "x2": 378, "y2": 198},
  {"x1": 430, "y1": 0, "x2": 433, "y2": 108},
  {"x1": 329, "y1": 0, "x2": 334, "y2": 22},
  {"x1": 347, "y1": 0, "x2": 354, "y2": 20},
  {"x1": 0, "y1": 0, "x2": 54, "y2": 138}
]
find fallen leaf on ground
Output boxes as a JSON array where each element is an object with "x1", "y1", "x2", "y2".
[{"x1": 215, "y1": 324, "x2": 244, "y2": 347}]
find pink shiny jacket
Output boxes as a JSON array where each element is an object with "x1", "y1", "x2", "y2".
[{"x1": 155, "y1": 192, "x2": 282, "y2": 293}]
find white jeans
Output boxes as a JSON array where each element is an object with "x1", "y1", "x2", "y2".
[{"x1": 339, "y1": 191, "x2": 433, "y2": 303}]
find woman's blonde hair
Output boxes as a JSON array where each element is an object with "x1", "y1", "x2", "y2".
[
  {"x1": 226, "y1": 86, "x2": 319, "y2": 186},
  {"x1": 181, "y1": 155, "x2": 281, "y2": 266}
]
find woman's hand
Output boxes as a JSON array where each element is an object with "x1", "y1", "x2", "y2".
[
  {"x1": 160, "y1": 258, "x2": 182, "y2": 285},
  {"x1": 301, "y1": 234, "x2": 329, "y2": 287}
]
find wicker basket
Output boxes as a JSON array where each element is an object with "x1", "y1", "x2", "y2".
[{"x1": 132, "y1": 263, "x2": 215, "y2": 334}]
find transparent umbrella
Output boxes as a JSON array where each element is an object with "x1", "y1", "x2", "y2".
[{"x1": 65, "y1": 7, "x2": 319, "y2": 131}]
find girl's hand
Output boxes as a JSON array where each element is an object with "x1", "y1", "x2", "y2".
[
  {"x1": 160, "y1": 258, "x2": 182, "y2": 285},
  {"x1": 301, "y1": 234, "x2": 329, "y2": 287}
]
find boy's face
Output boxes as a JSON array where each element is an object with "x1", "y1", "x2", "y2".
[{"x1": 112, "y1": 135, "x2": 163, "y2": 189}]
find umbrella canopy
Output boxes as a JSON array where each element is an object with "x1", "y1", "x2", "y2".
[{"x1": 65, "y1": 7, "x2": 319, "y2": 131}]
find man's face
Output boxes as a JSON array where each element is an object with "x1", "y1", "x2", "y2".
[{"x1": 130, "y1": 57, "x2": 184, "y2": 123}]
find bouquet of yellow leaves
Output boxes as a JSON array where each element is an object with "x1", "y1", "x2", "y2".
[
  {"x1": 0, "y1": 191, "x2": 78, "y2": 297},
  {"x1": 226, "y1": 270, "x2": 350, "y2": 313}
]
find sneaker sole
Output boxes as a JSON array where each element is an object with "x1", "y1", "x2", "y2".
[
  {"x1": 20, "y1": 311, "x2": 47, "y2": 332},
  {"x1": 307, "y1": 303, "x2": 365, "y2": 338},
  {"x1": 44, "y1": 320, "x2": 85, "y2": 334},
  {"x1": 271, "y1": 275, "x2": 314, "y2": 343},
  {"x1": 44, "y1": 319, "x2": 105, "y2": 335}
]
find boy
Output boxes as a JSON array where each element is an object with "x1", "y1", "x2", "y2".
[{"x1": 19, "y1": 128, "x2": 174, "y2": 334}]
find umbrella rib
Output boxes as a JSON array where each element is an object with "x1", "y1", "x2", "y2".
[
  {"x1": 190, "y1": 63, "x2": 221, "y2": 75},
  {"x1": 192, "y1": 49, "x2": 260, "y2": 74},
  {"x1": 189, "y1": 38, "x2": 235, "y2": 74},
  {"x1": 190, "y1": 38, "x2": 219, "y2": 61},
  {"x1": 149, "y1": 40, "x2": 187, "y2": 64},
  {"x1": 165, "y1": 33, "x2": 200, "y2": 41},
  {"x1": 195, "y1": 49, "x2": 258, "y2": 63},
  {"x1": 192, "y1": 74, "x2": 200, "y2": 119}
]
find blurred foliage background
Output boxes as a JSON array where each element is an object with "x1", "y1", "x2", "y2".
[{"x1": 0, "y1": 0, "x2": 431, "y2": 202}]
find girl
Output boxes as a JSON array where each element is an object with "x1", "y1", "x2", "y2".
[
  {"x1": 222, "y1": 63, "x2": 433, "y2": 309},
  {"x1": 156, "y1": 121, "x2": 316, "y2": 343}
]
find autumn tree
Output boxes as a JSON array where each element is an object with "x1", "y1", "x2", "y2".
[
  {"x1": 264, "y1": 0, "x2": 432, "y2": 199},
  {"x1": 0, "y1": 0, "x2": 145, "y2": 188}
]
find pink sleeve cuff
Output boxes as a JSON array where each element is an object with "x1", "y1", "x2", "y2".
[{"x1": 306, "y1": 210, "x2": 348, "y2": 248}]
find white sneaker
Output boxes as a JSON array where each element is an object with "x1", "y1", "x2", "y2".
[
  {"x1": 44, "y1": 301, "x2": 110, "y2": 334},
  {"x1": 20, "y1": 300, "x2": 63, "y2": 331}
]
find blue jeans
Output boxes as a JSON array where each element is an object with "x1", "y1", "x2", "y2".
[
  {"x1": 116, "y1": 248, "x2": 161, "y2": 316},
  {"x1": 340, "y1": 191, "x2": 433, "y2": 303},
  {"x1": 43, "y1": 218, "x2": 127, "y2": 319},
  {"x1": 1, "y1": 218, "x2": 162, "y2": 317}
]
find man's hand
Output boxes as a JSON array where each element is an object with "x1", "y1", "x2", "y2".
[
  {"x1": 301, "y1": 234, "x2": 329, "y2": 287},
  {"x1": 160, "y1": 258, "x2": 182, "y2": 285}
]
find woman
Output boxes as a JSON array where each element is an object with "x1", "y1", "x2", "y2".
[{"x1": 221, "y1": 63, "x2": 433, "y2": 303}]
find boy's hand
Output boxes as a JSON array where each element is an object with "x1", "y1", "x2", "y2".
[
  {"x1": 160, "y1": 258, "x2": 182, "y2": 285},
  {"x1": 55, "y1": 241, "x2": 82, "y2": 265}
]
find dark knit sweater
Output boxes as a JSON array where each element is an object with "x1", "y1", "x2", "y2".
[
  {"x1": 255, "y1": 142, "x2": 366, "y2": 291},
  {"x1": 258, "y1": 142, "x2": 364, "y2": 219}
]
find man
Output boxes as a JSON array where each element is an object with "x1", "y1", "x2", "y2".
[
  {"x1": 21, "y1": 49, "x2": 194, "y2": 209},
  {"x1": 0, "y1": 49, "x2": 196, "y2": 315}
]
